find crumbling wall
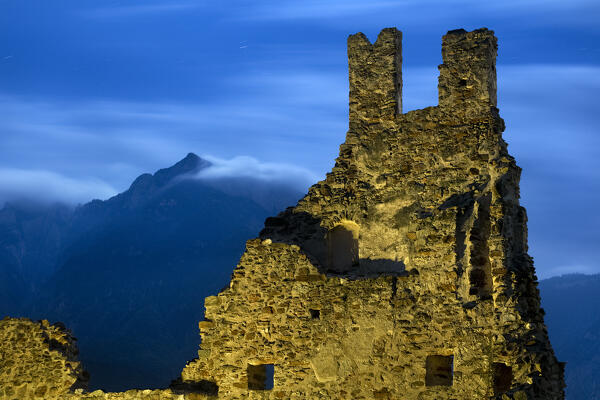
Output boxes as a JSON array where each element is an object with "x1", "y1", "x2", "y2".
[
  {"x1": 0, "y1": 320, "x2": 213, "y2": 400},
  {"x1": 0, "y1": 27, "x2": 564, "y2": 400},
  {"x1": 0, "y1": 318, "x2": 87, "y2": 399},
  {"x1": 179, "y1": 28, "x2": 565, "y2": 399}
]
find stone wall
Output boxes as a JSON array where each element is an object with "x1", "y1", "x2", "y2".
[
  {"x1": 0, "y1": 318, "x2": 87, "y2": 399},
  {"x1": 0, "y1": 27, "x2": 564, "y2": 399},
  {"x1": 0, "y1": 318, "x2": 213, "y2": 400},
  {"x1": 179, "y1": 28, "x2": 565, "y2": 399}
]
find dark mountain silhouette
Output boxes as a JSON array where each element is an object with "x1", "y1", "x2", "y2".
[
  {"x1": 0, "y1": 201, "x2": 73, "y2": 314},
  {"x1": 0, "y1": 153, "x2": 303, "y2": 391},
  {"x1": 539, "y1": 273, "x2": 600, "y2": 400}
]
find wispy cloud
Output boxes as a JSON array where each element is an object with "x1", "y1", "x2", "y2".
[
  {"x1": 81, "y1": 2, "x2": 201, "y2": 19},
  {"x1": 0, "y1": 168, "x2": 117, "y2": 206},
  {"x1": 227, "y1": 0, "x2": 599, "y2": 29},
  {"x1": 498, "y1": 64, "x2": 600, "y2": 177},
  {"x1": 75, "y1": 0, "x2": 600, "y2": 23},
  {"x1": 234, "y1": 1, "x2": 403, "y2": 20},
  {"x1": 230, "y1": 71, "x2": 346, "y2": 108},
  {"x1": 194, "y1": 155, "x2": 318, "y2": 188}
]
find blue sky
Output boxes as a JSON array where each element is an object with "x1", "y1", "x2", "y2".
[{"x1": 1, "y1": 0, "x2": 599, "y2": 278}]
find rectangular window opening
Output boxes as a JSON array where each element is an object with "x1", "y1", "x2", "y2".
[
  {"x1": 493, "y1": 362, "x2": 512, "y2": 394},
  {"x1": 247, "y1": 363, "x2": 274, "y2": 390},
  {"x1": 425, "y1": 355, "x2": 453, "y2": 386},
  {"x1": 309, "y1": 309, "x2": 320, "y2": 319}
]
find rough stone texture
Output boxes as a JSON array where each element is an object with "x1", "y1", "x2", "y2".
[
  {"x1": 0, "y1": 318, "x2": 88, "y2": 399},
  {"x1": 0, "y1": 27, "x2": 564, "y2": 399},
  {"x1": 0, "y1": 318, "x2": 214, "y2": 400},
  {"x1": 179, "y1": 28, "x2": 565, "y2": 399}
]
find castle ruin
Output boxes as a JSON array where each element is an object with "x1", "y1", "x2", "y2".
[{"x1": 0, "y1": 27, "x2": 565, "y2": 400}]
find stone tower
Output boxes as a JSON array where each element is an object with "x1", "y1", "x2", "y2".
[
  {"x1": 0, "y1": 27, "x2": 565, "y2": 400},
  {"x1": 178, "y1": 28, "x2": 565, "y2": 399}
]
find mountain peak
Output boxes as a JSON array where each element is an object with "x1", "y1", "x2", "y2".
[
  {"x1": 110, "y1": 153, "x2": 211, "y2": 208},
  {"x1": 184, "y1": 152, "x2": 200, "y2": 161},
  {"x1": 153, "y1": 153, "x2": 210, "y2": 185}
]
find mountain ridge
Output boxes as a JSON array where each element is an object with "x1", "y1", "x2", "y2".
[
  {"x1": 0, "y1": 153, "x2": 303, "y2": 390},
  {"x1": 539, "y1": 272, "x2": 600, "y2": 399}
]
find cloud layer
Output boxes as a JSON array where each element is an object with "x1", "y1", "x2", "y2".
[
  {"x1": 194, "y1": 155, "x2": 318, "y2": 189},
  {"x1": 0, "y1": 168, "x2": 117, "y2": 206},
  {"x1": 82, "y1": 3, "x2": 202, "y2": 19},
  {"x1": 228, "y1": 0, "x2": 600, "y2": 28}
]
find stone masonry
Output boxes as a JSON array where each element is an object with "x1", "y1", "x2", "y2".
[{"x1": 0, "y1": 27, "x2": 565, "y2": 399}]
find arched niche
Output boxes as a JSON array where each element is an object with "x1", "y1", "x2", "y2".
[{"x1": 327, "y1": 220, "x2": 359, "y2": 274}]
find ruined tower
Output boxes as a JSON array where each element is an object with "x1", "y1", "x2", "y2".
[
  {"x1": 178, "y1": 27, "x2": 565, "y2": 399},
  {"x1": 0, "y1": 28, "x2": 565, "y2": 399}
]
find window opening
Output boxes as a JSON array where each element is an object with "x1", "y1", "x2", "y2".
[
  {"x1": 309, "y1": 309, "x2": 320, "y2": 319},
  {"x1": 247, "y1": 364, "x2": 274, "y2": 390},
  {"x1": 493, "y1": 363, "x2": 512, "y2": 394},
  {"x1": 425, "y1": 355, "x2": 453, "y2": 386}
]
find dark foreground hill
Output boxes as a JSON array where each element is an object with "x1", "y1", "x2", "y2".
[{"x1": 0, "y1": 153, "x2": 302, "y2": 391}]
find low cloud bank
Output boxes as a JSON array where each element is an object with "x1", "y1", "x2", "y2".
[
  {"x1": 194, "y1": 155, "x2": 319, "y2": 190},
  {"x1": 0, "y1": 155, "x2": 317, "y2": 210},
  {"x1": 0, "y1": 168, "x2": 117, "y2": 207}
]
